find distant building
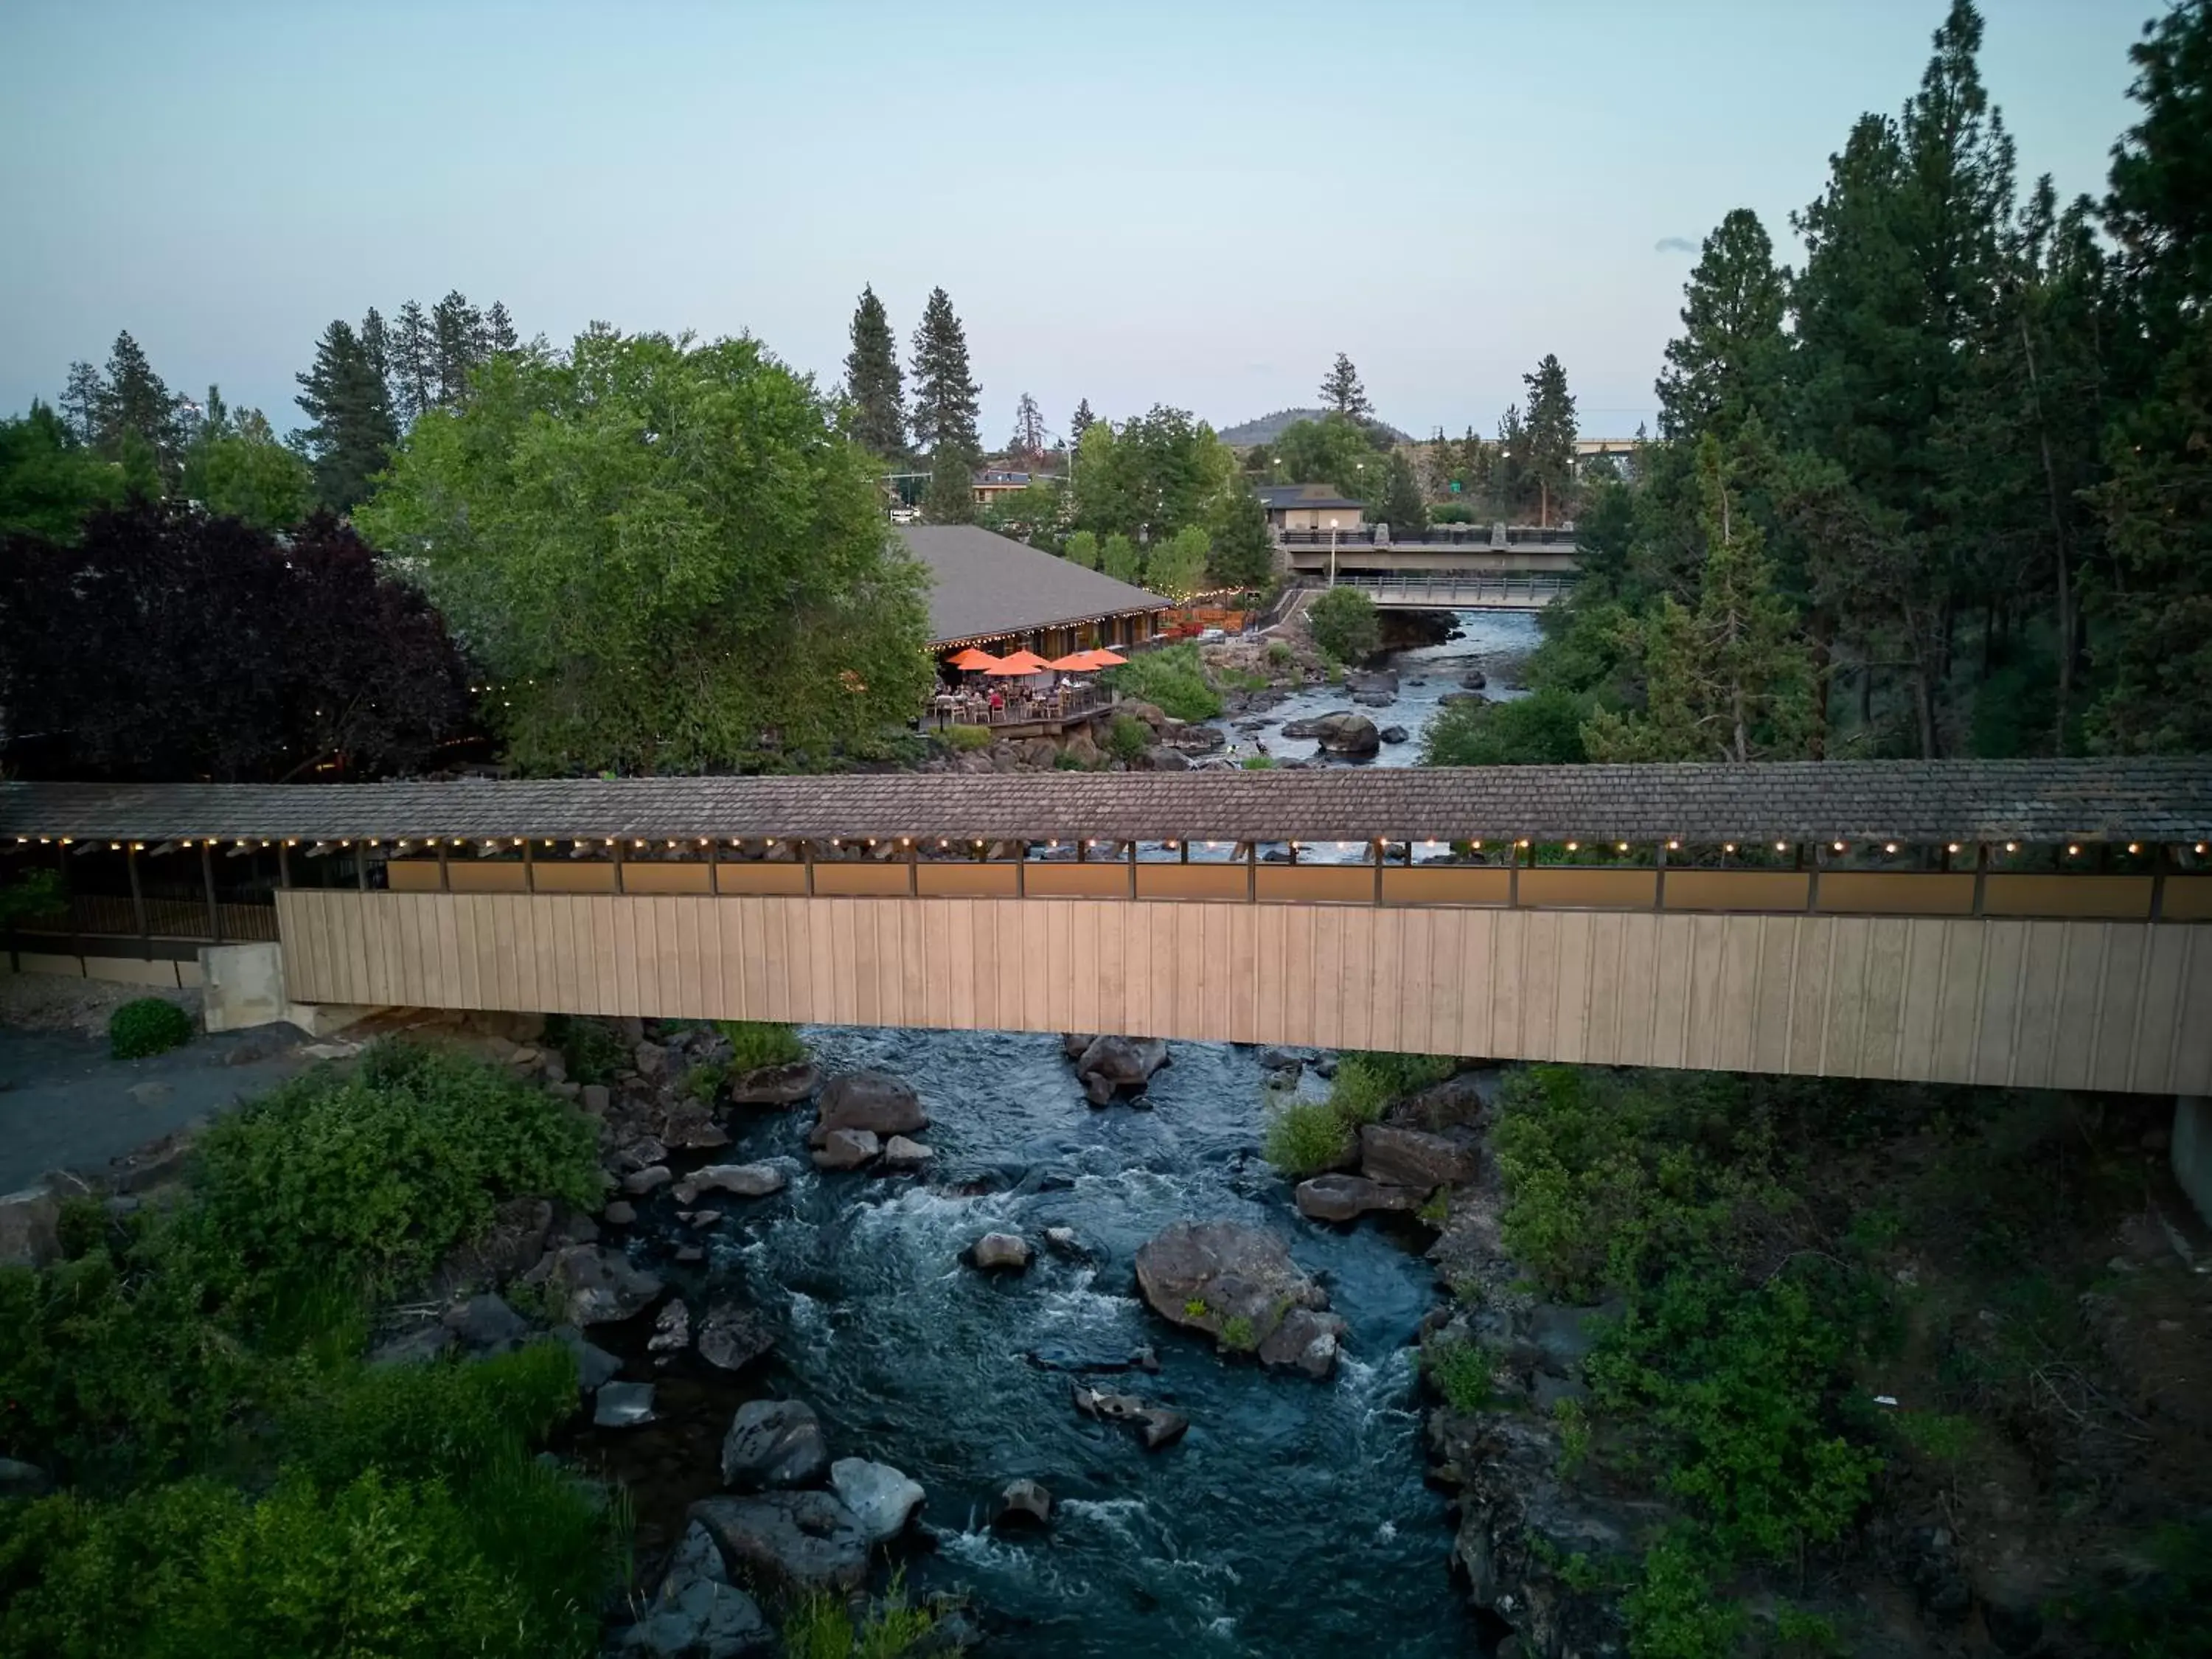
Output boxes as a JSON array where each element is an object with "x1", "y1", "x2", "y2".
[
  {"x1": 1253, "y1": 483, "x2": 1366, "y2": 532},
  {"x1": 970, "y1": 468, "x2": 1065, "y2": 507},
  {"x1": 896, "y1": 524, "x2": 1169, "y2": 663}
]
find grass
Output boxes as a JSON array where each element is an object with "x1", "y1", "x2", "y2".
[
  {"x1": 1260, "y1": 1051, "x2": 1459, "y2": 1178},
  {"x1": 1262, "y1": 1096, "x2": 1354, "y2": 1177},
  {"x1": 1242, "y1": 754, "x2": 1277, "y2": 769},
  {"x1": 719, "y1": 1019, "x2": 807, "y2": 1072},
  {"x1": 780, "y1": 1572, "x2": 951, "y2": 1658}
]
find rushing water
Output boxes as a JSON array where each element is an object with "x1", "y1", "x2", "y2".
[{"x1": 602, "y1": 612, "x2": 1538, "y2": 1654}]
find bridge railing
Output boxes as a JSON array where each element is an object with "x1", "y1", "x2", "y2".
[
  {"x1": 1327, "y1": 572, "x2": 1578, "y2": 604},
  {"x1": 1275, "y1": 526, "x2": 1579, "y2": 549}
]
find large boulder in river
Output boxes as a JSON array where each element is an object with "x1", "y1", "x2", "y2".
[
  {"x1": 724, "y1": 1061, "x2": 819, "y2": 1107},
  {"x1": 697, "y1": 1301, "x2": 775, "y2": 1373},
  {"x1": 546, "y1": 1244, "x2": 664, "y2": 1326},
  {"x1": 1133, "y1": 1221, "x2": 1346, "y2": 1380},
  {"x1": 810, "y1": 1128, "x2": 881, "y2": 1171},
  {"x1": 689, "y1": 1492, "x2": 869, "y2": 1593},
  {"x1": 1294, "y1": 1172, "x2": 1422, "y2": 1224},
  {"x1": 1074, "y1": 1034, "x2": 1169, "y2": 1104},
  {"x1": 1279, "y1": 712, "x2": 1349, "y2": 740},
  {"x1": 830, "y1": 1458, "x2": 926, "y2": 1544},
  {"x1": 1311, "y1": 713, "x2": 1381, "y2": 757},
  {"x1": 1359, "y1": 1123, "x2": 1478, "y2": 1192},
  {"x1": 673, "y1": 1163, "x2": 787, "y2": 1205},
  {"x1": 968, "y1": 1232, "x2": 1034, "y2": 1273},
  {"x1": 619, "y1": 1520, "x2": 771, "y2": 1658},
  {"x1": 0, "y1": 1189, "x2": 62, "y2": 1270},
  {"x1": 720, "y1": 1399, "x2": 829, "y2": 1489},
  {"x1": 810, "y1": 1072, "x2": 927, "y2": 1144}
]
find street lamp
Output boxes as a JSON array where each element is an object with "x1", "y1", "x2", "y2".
[{"x1": 1329, "y1": 518, "x2": 1340, "y2": 586}]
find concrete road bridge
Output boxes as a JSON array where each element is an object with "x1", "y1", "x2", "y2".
[
  {"x1": 1314, "y1": 573, "x2": 1574, "y2": 610},
  {"x1": 5, "y1": 762, "x2": 2211, "y2": 1099}
]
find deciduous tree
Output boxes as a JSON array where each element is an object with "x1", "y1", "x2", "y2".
[
  {"x1": 1308, "y1": 585, "x2": 1380, "y2": 663},
  {"x1": 1377, "y1": 450, "x2": 1427, "y2": 532},
  {"x1": 1203, "y1": 487, "x2": 1274, "y2": 588},
  {"x1": 0, "y1": 503, "x2": 472, "y2": 780},
  {"x1": 358, "y1": 327, "x2": 932, "y2": 774},
  {"x1": 1100, "y1": 532, "x2": 1141, "y2": 585},
  {"x1": 0, "y1": 403, "x2": 127, "y2": 540},
  {"x1": 1145, "y1": 525, "x2": 1210, "y2": 602}
]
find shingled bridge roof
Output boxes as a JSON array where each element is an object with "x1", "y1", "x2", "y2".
[{"x1": 5, "y1": 760, "x2": 2210, "y2": 848}]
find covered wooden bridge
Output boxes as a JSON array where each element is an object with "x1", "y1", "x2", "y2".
[{"x1": 4, "y1": 760, "x2": 2211, "y2": 1096}]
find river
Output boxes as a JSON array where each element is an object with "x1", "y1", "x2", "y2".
[{"x1": 600, "y1": 610, "x2": 1541, "y2": 1655}]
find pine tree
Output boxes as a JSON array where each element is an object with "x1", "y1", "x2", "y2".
[
  {"x1": 1069, "y1": 399, "x2": 1096, "y2": 445},
  {"x1": 1492, "y1": 404, "x2": 1531, "y2": 519},
  {"x1": 95, "y1": 331, "x2": 179, "y2": 483},
  {"x1": 391, "y1": 300, "x2": 437, "y2": 424},
  {"x1": 295, "y1": 319, "x2": 400, "y2": 513},
  {"x1": 1583, "y1": 436, "x2": 1815, "y2": 762},
  {"x1": 432, "y1": 290, "x2": 485, "y2": 409},
  {"x1": 1656, "y1": 209, "x2": 1790, "y2": 443},
  {"x1": 1378, "y1": 450, "x2": 1427, "y2": 532},
  {"x1": 923, "y1": 445, "x2": 976, "y2": 524},
  {"x1": 2089, "y1": 0, "x2": 2212, "y2": 752},
  {"x1": 843, "y1": 285, "x2": 906, "y2": 459},
  {"x1": 484, "y1": 301, "x2": 519, "y2": 353},
  {"x1": 1204, "y1": 488, "x2": 1274, "y2": 588},
  {"x1": 1521, "y1": 355, "x2": 1578, "y2": 526},
  {"x1": 360, "y1": 306, "x2": 392, "y2": 391},
  {"x1": 1008, "y1": 392, "x2": 1047, "y2": 466},
  {"x1": 908, "y1": 287, "x2": 980, "y2": 459},
  {"x1": 1320, "y1": 353, "x2": 1371, "y2": 420},
  {"x1": 59, "y1": 362, "x2": 104, "y2": 447}
]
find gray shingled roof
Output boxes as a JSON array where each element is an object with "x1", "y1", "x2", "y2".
[
  {"x1": 1254, "y1": 484, "x2": 1364, "y2": 511},
  {"x1": 897, "y1": 525, "x2": 1169, "y2": 646},
  {"x1": 5, "y1": 761, "x2": 2208, "y2": 846}
]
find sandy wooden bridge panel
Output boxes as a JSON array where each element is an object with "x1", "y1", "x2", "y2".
[{"x1": 278, "y1": 892, "x2": 2209, "y2": 1096}]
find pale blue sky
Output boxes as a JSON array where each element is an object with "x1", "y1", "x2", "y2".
[{"x1": 0, "y1": 1, "x2": 2152, "y2": 445}]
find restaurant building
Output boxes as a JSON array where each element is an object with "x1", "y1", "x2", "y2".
[{"x1": 897, "y1": 525, "x2": 1171, "y2": 665}]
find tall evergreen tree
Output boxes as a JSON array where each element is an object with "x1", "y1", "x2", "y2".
[
  {"x1": 295, "y1": 319, "x2": 399, "y2": 513},
  {"x1": 1521, "y1": 355, "x2": 1578, "y2": 525},
  {"x1": 1584, "y1": 436, "x2": 1815, "y2": 762},
  {"x1": 431, "y1": 290, "x2": 486, "y2": 409},
  {"x1": 94, "y1": 331, "x2": 179, "y2": 484},
  {"x1": 1008, "y1": 392, "x2": 1047, "y2": 466},
  {"x1": 58, "y1": 362, "x2": 103, "y2": 447},
  {"x1": 923, "y1": 443, "x2": 976, "y2": 524},
  {"x1": 2089, "y1": 0, "x2": 2212, "y2": 753},
  {"x1": 843, "y1": 285, "x2": 906, "y2": 459},
  {"x1": 1378, "y1": 450, "x2": 1427, "y2": 532},
  {"x1": 360, "y1": 306, "x2": 393, "y2": 391},
  {"x1": 484, "y1": 301, "x2": 520, "y2": 354},
  {"x1": 391, "y1": 300, "x2": 437, "y2": 425},
  {"x1": 1319, "y1": 352, "x2": 1372, "y2": 420},
  {"x1": 1069, "y1": 398, "x2": 1096, "y2": 445},
  {"x1": 908, "y1": 287, "x2": 980, "y2": 459},
  {"x1": 1656, "y1": 209, "x2": 1790, "y2": 443}
]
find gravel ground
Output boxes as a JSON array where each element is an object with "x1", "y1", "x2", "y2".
[{"x1": 0, "y1": 969, "x2": 201, "y2": 1038}]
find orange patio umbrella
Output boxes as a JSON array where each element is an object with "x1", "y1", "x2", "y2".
[
  {"x1": 946, "y1": 647, "x2": 1002, "y2": 671},
  {"x1": 987, "y1": 650, "x2": 1052, "y2": 675},
  {"x1": 1082, "y1": 648, "x2": 1128, "y2": 667},
  {"x1": 1046, "y1": 652, "x2": 1096, "y2": 671}
]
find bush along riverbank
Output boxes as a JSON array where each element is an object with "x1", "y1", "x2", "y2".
[
  {"x1": 1379, "y1": 1063, "x2": 2212, "y2": 1658},
  {"x1": 0, "y1": 1018, "x2": 975, "y2": 1658}
]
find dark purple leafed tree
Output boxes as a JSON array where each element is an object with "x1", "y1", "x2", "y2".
[{"x1": 0, "y1": 501, "x2": 476, "y2": 781}]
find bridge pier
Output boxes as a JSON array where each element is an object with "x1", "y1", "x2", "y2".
[{"x1": 2176, "y1": 1096, "x2": 2212, "y2": 1228}]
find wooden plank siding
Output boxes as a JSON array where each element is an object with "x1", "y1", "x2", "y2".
[{"x1": 277, "y1": 892, "x2": 2211, "y2": 1095}]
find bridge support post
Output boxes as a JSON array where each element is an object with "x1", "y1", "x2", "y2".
[
  {"x1": 1245, "y1": 840, "x2": 1256, "y2": 902},
  {"x1": 612, "y1": 838, "x2": 625, "y2": 894},
  {"x1": 1654, "y1": 841, "x2": 1666, "y2": 910},
  {"x1": 201, "y1": 840, "x2": 222, "y2": 943},
  {"x1": 801, "y1": 841, "x2": 815, "y2": 897},
  {"x1": 1972, "y1": 844, "x2": 1989, "y2": 916},
  {"x1": 907, "y1": 841, "x2": 919, "y2": 897},
  {"x1": 436, "y1": 840, "x2": 450, "y2": 892},
  {"x1": 524, "y1": 835, "x2": 537, "y2": 893},
  {"x1": 1508, "y1": 840, "x2": 1520, "y2": 908},
  {"x1": 2175, "y1": 1097, "x2": 2212, "y2": 1228},
  {"x1": 127, "y1": 843, "x2": 150, "y2": 960}
]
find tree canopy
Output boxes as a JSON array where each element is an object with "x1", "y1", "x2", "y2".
[
  {"x1": 0, "y1": 504, "x2": 472, "y2": 781},
  {"x1": 843, "y1": 285, "x2": 906, "y2": 460},
  {"x1": 908, "y1": 287, "x2": 980, "y2": 460},
  {"x1": 0, "y1": 403, "x2": 127, "y2": 539},
  {"x1": 356, "y1": 327, "x2": 932, "y2": 775}
]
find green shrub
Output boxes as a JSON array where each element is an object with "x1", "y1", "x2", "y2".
[
  {"x1": 1422, "y1": 1335, "x2": 1495, "y2": 1415},
  {"x1": 942, "y1": 723, "x2": 993, "y2": 753},
  {"x1": 0, "y1": 870, "x2": 65, "y2": 926},
  {"x1": 1242, "y1": 754, "x2": 1277, "y2": 769},
  {"x1": 108, "y1": 998, "x2": 192, "y2": 1060},
  {"x1": 1265, "y1": 639, "x2": 1294, "y2": 668},
  {"x1": 182, "y1": 1040, "x2": 600, "y2": 1304},
  {"x1": 2056, "y1": 1519, "x2": 2212, "y2": 1655},
  {"x1": 1107, "y1": 714, "x2": 1153, "y2": 763},
  {"x1": 1104, "y1": 643, "x2": 1222, "y2": 721},
  {"x1": 1329, "y1": 1051, "x2": 1455, "y2": 1126},
  {"x1": 1624, "y1": 1532, "x2": 1746, "y2": 1659},
  {"x1": 1053, "y1": 750, "x2": 1096, "y2": 771},
  {"x1": 279, "y1": 1341, "x2": 580, "y2": 1489},
  {"x1": 1421, "y1": 686, "x2": 1591, "y2": 767},
  {"x1": 1262, "y1": 1096, "x2": 1352, "y2": 1177},
  {"x1": 779, "y1": 1573, "x2": 947, "y2": 1658},
  {"x1": 1308, "y1": 586, "x2": 1380, "y2": 663},
  {"x1": 543, "y1": 1014, "x2": 625, "y2": 1086},
  {"x1": 1220, "y1": 1314, "x2": 1256, "y2": 1352},
  {"x1": 718, "y1": 1020, "x2": 806, "y2": 1072}
]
